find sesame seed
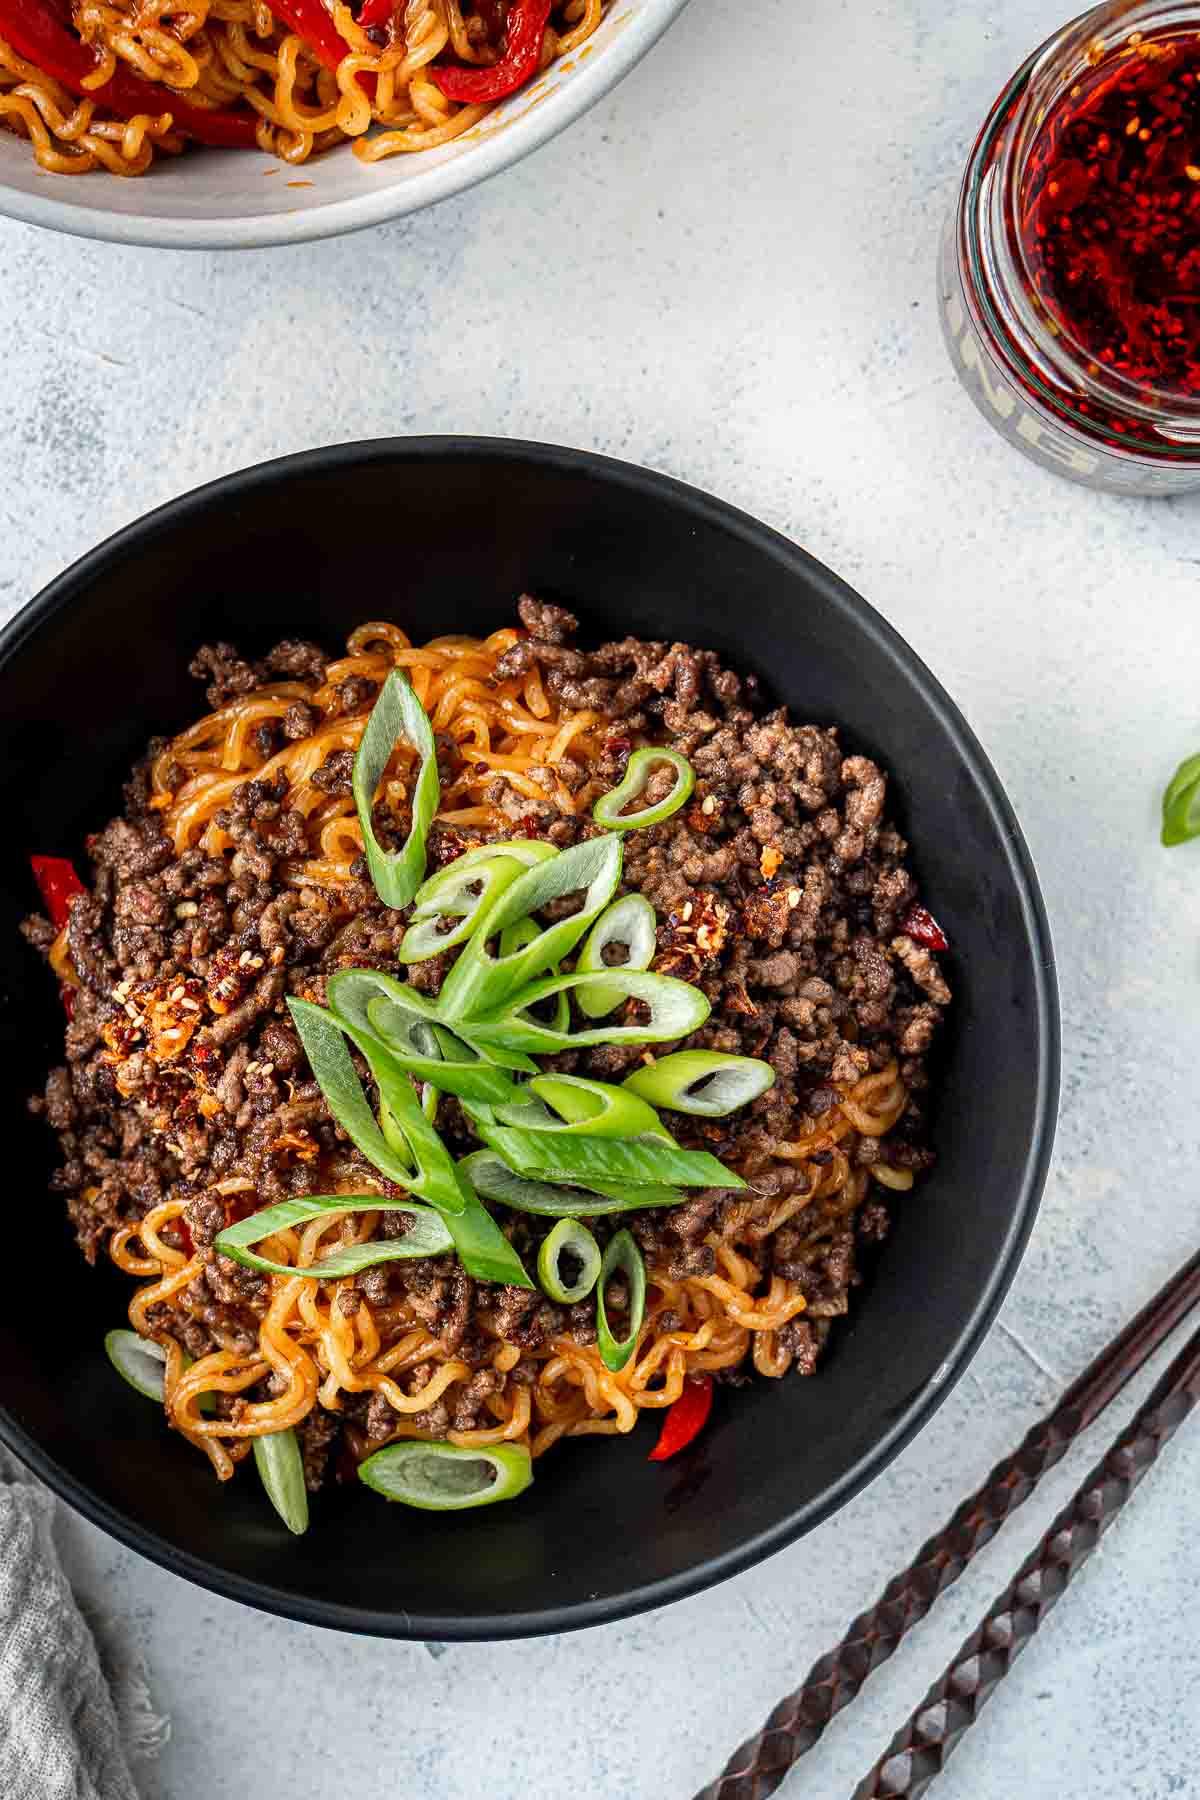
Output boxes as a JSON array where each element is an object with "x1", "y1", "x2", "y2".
[
  {"x1": 701, "y1": 795, "x2": 716, "y2": 816},
  {"x1": 682, "y1": 902, "x2": 694, "y2": 922},
  {"x1": 168, "y1": 985, "x2": 185, "y2": 1003},
  {"x1": 1126, "y1": 115, "x2": 1140, "y2": 135},
  {"x1": 787, "y1": 888, "x2": 802, "y2": 907}
]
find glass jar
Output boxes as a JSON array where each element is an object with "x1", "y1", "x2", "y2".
[{"x1": 939, "y1": 0, "x2": 1200, "y2": 496}]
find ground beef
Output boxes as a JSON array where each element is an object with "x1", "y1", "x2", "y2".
[{"x1": 23, "y1": 615, "x2": 947, "y2": 1491}]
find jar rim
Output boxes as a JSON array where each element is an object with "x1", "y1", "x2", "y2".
[{"x1": 958, "y1": 0, "x2": 1200, "y2": 464}]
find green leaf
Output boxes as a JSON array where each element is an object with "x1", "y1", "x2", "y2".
[
  {"x1": 352, "y1": 668, "x2": 440, "y2": 909},
  {"x1": 1162, "y1": 751, "x2": 1200, "y2": 846}
]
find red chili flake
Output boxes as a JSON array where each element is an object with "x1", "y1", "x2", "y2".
[
  {"x1": 514, "y1": 813, "x2": 544, "y2": 838},
  {"x1": 900, "y1": 903, "x2": 949, "y2": 953},
  {"x1": 604, "y1": 735, "x2": 632, "y2": 767},
  {"x1": 1018, "y1": 29, "x2": 1200, "y2": 406}
]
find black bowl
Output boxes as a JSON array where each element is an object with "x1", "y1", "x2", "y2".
[{"x1": 0, "y1": 440, "x2": 1058, "y2": 1640}]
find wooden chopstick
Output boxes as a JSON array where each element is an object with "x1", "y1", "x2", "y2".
[
  {"x1": 852, "y1": 1314, "x2": 1200, "y2": 1798},
  {"x1": 696, "y1": 1247, "x2": 1200, "y2": 1800}
]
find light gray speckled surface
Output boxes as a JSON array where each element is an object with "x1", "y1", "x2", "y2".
[{"x1": 4, "y1": 1, "x2": 1200, "y2": 1795}]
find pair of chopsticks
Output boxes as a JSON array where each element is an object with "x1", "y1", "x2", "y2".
[{"x1": 697, "y1": 1246, "x2": 1200, "y2": 1800}]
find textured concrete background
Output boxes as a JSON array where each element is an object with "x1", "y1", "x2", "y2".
[{"x1": 4, "y1": 0, "x2": 1200, "y2": 1794}]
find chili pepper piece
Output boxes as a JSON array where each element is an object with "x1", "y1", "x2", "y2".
[
  {"x1": 648, "y1": 1375, "x2": 713, "y2": 1461},
  {"x1": 430, "y1": 0, "x2": 551, "y2": 103},
  {"x1": 0, "y1": 0, "x2": 259, "y2": 144},
  {"x1": 29, "y1": 855, "x2": 84, "y2": 931},
  {"x1": 899, "y1": 903, "x2": 948, "y2": 953}
]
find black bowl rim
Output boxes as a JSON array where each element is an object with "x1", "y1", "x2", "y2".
[{"x1": 0, "y1": 437, "x2": 1060, "y2": 1639}]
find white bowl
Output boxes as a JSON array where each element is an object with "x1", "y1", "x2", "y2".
[{"x1": 0, "y1": 0, "x2": 688, "y2": 249}]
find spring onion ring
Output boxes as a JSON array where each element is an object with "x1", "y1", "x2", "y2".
[
  {"x1": 464, "y1": 967, "x2": 710, "y2": 1055},
  {"x1": 574, "y1": 893, "x2": 658, "y2": 1017},
  {"x1": 352, "y1": 668, "x2": 439, "y2": 910},
  {"x1": 460, "y1": 1151, "x2": 683, "y2": 1215},
  {"x1": 252, "y1": 1428, "x2": 309, "y2": 1535},
  {"x1": 398, "y1": 854, "x2": 527, "y2": 963},
  {"x1": 596, "y1": 1229, "x2": 646, "y2": 1372},
  {"x1": 593, "y1": 748, "x2": 695, "y2": 831},
  {"x1": 537, "y1": 1218, "x2": 602, "y2": 1303},
  {"x1": 214, "y1": 1195, "x2": 455, "y2": 1278},
  {"x1": 493, "y1": 1073, "x2": 669, "y2": 1140},
  {"x1": 358, "y1": 1441, "x2": 533, "y2": 1510},
  {"x1": 623, "y1": 1050, "x2": 776, "y2": 1116}
]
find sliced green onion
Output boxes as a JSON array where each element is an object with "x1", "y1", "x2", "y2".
[
  {"x1": 436, "y1": 834, "x2": 622, "y2": 1021},
  {"x1": 596, "y1": 1229, "x2": 646, "y2": 1371},
  {"x1": 537, "y1": 1218, "x2": 601, "y2": 1303},
  {"x1": 253, "y1": 1428, "x2": 309, "y2": 1535},
  {"x1": 358, "y1": 1440, "x2": 533, "y2": 1511},
  {"x1": 575, "y1": 893, "x2": 658, "y2": 1017},
  {"x1": 214, "y1": 1195, "x2": 454, "y2": 1278},
  {"x1": 104, "y1": 1329, "x2": 170, "y2": 1403},
  {"x1": 475, "y1": 1122, "x2": 745, "y2": 1190},
  {"x1": 623, "y1": 1050, "x2": 776, "y2": 1116},
  {"x1": 461, "y1": 1152, "x2": 683, "y2": 1215},
  {"x1": 494, "y1": 1073, "x2": 669, "y2": 1140},
  {"x1": 326, "y1": 967, "x2": 533, "y2": 1087},
  {"x1": 593, "y1": 748, "x2": 695, "y2": 831},
  {"x1": 352, "y1": 668, "x2": 440, "y2": 910},
  {"x1": 103, "y1": 1329, "x2": 215, "y2": 1412},
  {"x1": 398, "y1": 855, "x2": 527, "y2": 963},
  {"x1": 464, "y1": 967, "x2": 710, "y2": 1055},
  {"x1": 288, "y1": 997, "x2": 532, "y2": 1286},
  {"x1": 450, "y1": 840, "x2": 559, "y2": 873},
  {"x1": 498, "y1": 915, "x2": 540, "y2": 957},
  {"x1": 288, "y1": 997, "x2": 420, "y2": 1188}
]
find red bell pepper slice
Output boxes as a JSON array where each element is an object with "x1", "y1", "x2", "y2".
[
  {"x1": 648, "y1": 1375, "x2": 713, "y2": 1461},
  {"x1": 898, "y1": 902, "x2": 949, "y2": 953},
  {"x1": 0, "y1": 0, "x2": 259, "y2": 146},
  {"x1": 268, "y1": 0, "x2": 352, "y2": 73},
  {"x1": 30, "y1": 854, "x2": 85, "y2": 931},
  {"x1": 355, "y1": 0, "x2": 392, "y2": 30},
  {"x1": 430, "y1": 0, "x2": 551, "y2": 103}
]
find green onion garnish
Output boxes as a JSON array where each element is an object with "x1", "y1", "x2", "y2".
[
  {"x1": 214, "y1": 1194, "x2": 454, "y2": 1278},
  {"x1": 252, "y1": 1428, "x2": 309, "y2": 1535},
  {"x1": 537, "y1": 1218, "x2": 601, "y2": 1304},
  {"x1": 103, "y1": 1328, "x2": 215, "y2": 1412},
  {"x1": 460, "y1": 1151, "x2": 683, "y2": 1215},
  {"x1": 596, "y1": 1229, "x2": 646, "y2": 1372},
  {"x1": 357, "y1": 1440, "x2": 533, "y2": 1511},
  {"x1": 473, "y1": 1121, "x2": 745, "y2": 1190},
  {"x1": 464, "y1": 967, "x2": 710, "y2": 1055},
  {"x1": 104, "y1": 1328, "x2": 171, "y2": 1403},
  {"x1": 622, "y1": 1049, "x2": 776, "y2": 1116},
  {"x1": 436, "y1": 833, "x2": 622, "y2": 1020},
  {"x1": 288, "y1": 998, "x2": 533, "y2": 1288},
  {"x1": 493, "y1": 1072, "x2": 669, "y2": 1140},
  {"x1": 593, "y1": 748, "x2": 695, "y2": 831},
  {"x1": 444, "y1": 840, "x2": 560, "y2": 873},
  {"x1": 324, "y1": 967, "x2": 520, "y2": 1104},
  {"x1": 398, "y1": 854, "x2": 527, "y2": 964},
  {"x1": 352, "y1": 668, "x2": 440, "y2": 910},
  {"x1": 574, "y1": 893, "x2": 658, "y2": 1018}
]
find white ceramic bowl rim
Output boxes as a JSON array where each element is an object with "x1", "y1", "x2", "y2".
[{"x1": 0, "y1": 0, "x2": 687, "y2": 249}]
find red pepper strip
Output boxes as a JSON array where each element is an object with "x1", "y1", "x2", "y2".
[
  {"x1": 431, "y1": 0, "x2": 551, "y2": 103},
  {"x1": 0, "y1": 0, "x2": 259, "y2": 145},
  {"x1": 30, "y1": 855, "x2": 84, "y2": 932},
  {"x1": 898, "y1": 903, "x2": 949, "y2": 954},
  {"x1": 355, "y1": 0, "x2": 392, "y2": 29},
  {"x1": 648, "y1": 1375, "x2": 713, "y2": 1462},
  {"x1": 267, "y1": 0, "x2": 374, "y2": 98}
]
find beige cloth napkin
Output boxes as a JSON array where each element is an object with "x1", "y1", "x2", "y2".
[{"x1": 0, "y1": 1448, "x2": 159, "y2": 1800}]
